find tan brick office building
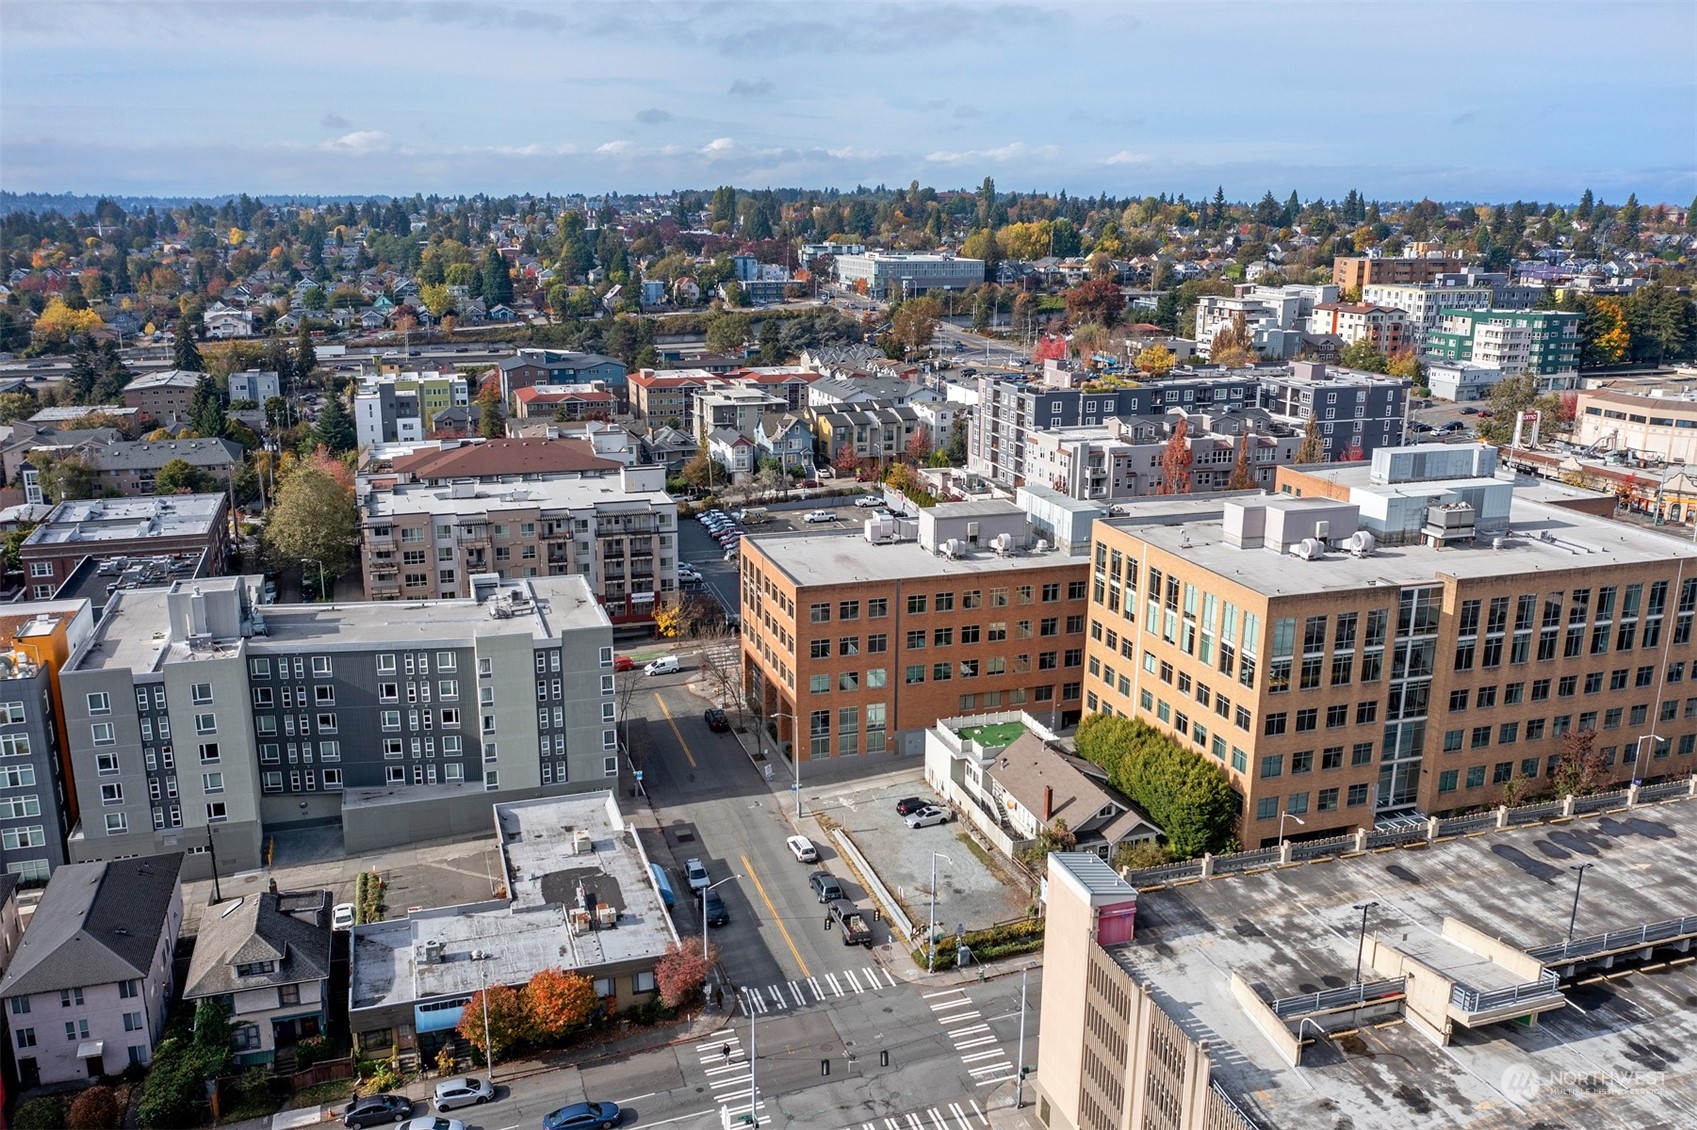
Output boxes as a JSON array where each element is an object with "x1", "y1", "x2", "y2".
[
  {"x1": 1331, "y1": 255, "x2": 1452, "y2": 292},
  {"x1": 740, "y1": 501, "x2": 1090, "y2": 759},
  {"x1": 1084, "y1": 444, "x2": 1697, "y2": 846}
]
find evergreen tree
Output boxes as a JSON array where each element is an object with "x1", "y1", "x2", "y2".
[
  {"x1": 1210, "y1": 185, "x2": 1226, "y2": 229},
  {"x1": 312, "y1": 391, "x2": 356, "y2": 454},
  {"x1": 173, "y1": 320, "x2": 203, "y2": 373},
  {"x1": 295, "y1": 323, "x2": 317, "y2": 379},
  {"x1": 1576, "y1": 188, "x2": 1594, "y2": 220},
  {"x1": 481, "y1": 246, "x2": 514, "y2": 306},
  {"x1": 190, "y1": 374, "x2": 227, "y2": 438},
  {"x1": 1282, "y1": 190, "x2": 1301, "y2": 227}
]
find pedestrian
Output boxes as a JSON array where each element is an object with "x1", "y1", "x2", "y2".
[
  {"x1": 721, "y1": 1042, "x2": 732, "y2": 1063},
  {"x1": 715, "y1": 985, "x2": 724, "y2": 1008}
]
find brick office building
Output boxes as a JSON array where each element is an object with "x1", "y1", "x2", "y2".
[
  {"x1": 1083, "y1": 444, "x2": 1697, "y2": 847},
  {"x1": 739, "y1": 500, "x2": 1090, "y2": 759}
]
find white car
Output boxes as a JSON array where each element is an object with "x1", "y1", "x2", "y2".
[
  {"x1": 685, "y1": 857, "x2": 711, "y2": 891},
  {"x1": 403, "y1": 1118, "x2": 465, "y2": 1130},
  {"x1": 804, "y1": 510, "x2": 835, "y2": 523},
  {"x1": 331, "y1": 903, "x2": 356, "y2": 931},
  {"x1": 854, "y1": 496, "x2": 883, "y2": 508},
  {"x1": 904, "y1": 806, "x2": 953, "y2": 829},
  {"x1": 786, "y1": 835, "x2": 819, "y2": 863},
  {"x1": 433, "y1": 1077, "x2": 495, "y2": 1112}
]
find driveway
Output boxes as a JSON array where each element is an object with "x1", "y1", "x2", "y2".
[{"x1": 829, "y1": 779, "x2": 1031, "y2": 937}]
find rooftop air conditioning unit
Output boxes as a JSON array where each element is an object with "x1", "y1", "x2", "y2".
[
  {"x1": 1347, "y1": 530, "x2": 1377, "y2": 558},
  {"x1": 1291, "y1": 537, "x2": 1325, "y2": 561}
]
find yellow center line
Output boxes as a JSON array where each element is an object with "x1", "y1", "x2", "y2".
[
  {"x1": 741, "y1": 852, "x2": 811, "y2": 980},
  {"x1": 653, "y1": 693, "x2": 697, "y2": 769}
]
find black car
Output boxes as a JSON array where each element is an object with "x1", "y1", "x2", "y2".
[
  {"x1": 343, "y1": 1094, "x2": 413, "y2": 1128},
  {"x1": 704, "y1": 708, "x2": 731, "y2": 732},
  {"x1": 895, "y1": 797, "x2": 928, "y2": 816},
  {"x1": 703, "y1": 889, "x2": 729, "y2": 926}
]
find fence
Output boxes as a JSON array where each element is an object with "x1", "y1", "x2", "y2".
[
  {"x1": 286, "y1": 1056, "x2": 355, "y2": 1088},
  {"x1": 1450, "y1": 971, "x2": 1559, "y2": 1014},
  {"x1": 1528, "y1": 914, "x2": 1697, "y2": 965},
  {"x1": 1208, "y1": 1080, "x2": 1265, "y2": 1130},
  {"x1": 1269, "y1": 977, "x2": 1406, "y2": 1021},
  {"x1": 1121, "y1": 775, "x2": 1695, "y2": 890}
]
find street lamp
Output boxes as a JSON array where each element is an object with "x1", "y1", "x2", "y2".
[
  {"x1": 1278, "y1": 808, "x2": 1306, "y2": 848},
  {"x1": 1351, "y1": 901, "x2": 1379, "y2": 985},
  {"x1": 702, "y1": 875, "x2": 741, "y2": 999},
  {"x1": 927, "y1": 851, "x2": 952, "y2": 974},
  {"x1": 1013, "y1": 961, "x2": 1036, "y2": 1109},
  {"x1": 475, "y1": 952, "x2": 497, "y2": 1083},
  {"x1": 301, "y1": 558, "x2": 327, "y2": 603},
  {"x1": 1567, "y1": 863, "x2": 1594, "y2": 943},
  {"x1": 768, "y1": 710, "x2": 800, "y2": 818}
]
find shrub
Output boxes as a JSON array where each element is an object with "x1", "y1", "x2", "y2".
[
  {"x1": 67, "y1": 1086, "x2": 122, "y2": 1130},
  {"x1": 911, "y1": 917, "x2": 1045, "y2": 972},
  {"x1": 294, "y1": 1034, "x2": 331, "y2": 1069},
  {"x1": 14, "y1": 1097, "x2": 67, "y2": 1130},
  {"x1": 655, "y1": 940, "x2": 715, "y2": 1009},
  {"x1": 1074, "y1": 713, "x2": 1238, "y2": 859}
]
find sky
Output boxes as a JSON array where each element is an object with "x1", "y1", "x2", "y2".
[{"x1": 3, "y1": 0, "x2": 1694, "y2": 204}]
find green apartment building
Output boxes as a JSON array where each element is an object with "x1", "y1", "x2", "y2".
[{"x1": 1426, "y1": 309, "x2": 1581, "y2": 390}]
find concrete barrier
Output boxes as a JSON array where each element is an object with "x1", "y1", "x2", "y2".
[{"x1": 832, "y1": 828, "x2": 916, "y2": 944}]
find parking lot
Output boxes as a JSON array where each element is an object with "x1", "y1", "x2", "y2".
[{"x1": 828, "y1": 778, "x2": 1031, "y2": 934}]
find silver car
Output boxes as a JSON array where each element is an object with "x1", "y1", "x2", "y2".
[{"x1": 433, "y1": 1077, "x2": 494, "y2": 1112}]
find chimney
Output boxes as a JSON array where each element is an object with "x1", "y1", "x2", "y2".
[{"x1": 1044, "y1": 786, "x2": 1054, "y2": 821}]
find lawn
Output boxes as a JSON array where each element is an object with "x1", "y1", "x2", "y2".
[{"x1": 956, "y1": 721, "x2": 1025, "y2": 749}]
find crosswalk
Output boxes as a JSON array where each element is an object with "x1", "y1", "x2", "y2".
[
  {"x1": 695, "y1": 1028, "x2": 770, "y2": 1127},
  {"x1": 840, "y1": 1100, "x2": 989, "y2": 1130},
  {"x1": 926, "y1": 987, "x2": 1018, "y2": 1087},
  {"x1": 737, "y1": 964, "x2": 898, "y2": 1014}
]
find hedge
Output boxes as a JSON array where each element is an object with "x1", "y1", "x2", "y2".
[{"x1": 911, "y1": 917, "x2": 1045, "y2": 972}]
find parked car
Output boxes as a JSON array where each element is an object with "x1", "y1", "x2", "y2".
[
  {"x1": 805, "y1": 509, "x2": 835, "y2": 523},
  {"x1": 613, "y1": 655, "x2": 634, "y2": 672},
  {"x1": 402, "y1": 1118, "x2": 464, "y2": 1130},
  {"x1": 433, "y1": 1078, "x2": 495, "y2": 1112},
  {"x1": 905, "y1": 805, "x2": 952, "y2": 828},
  {"x1": 809, "y1": 871, "x2": 845, "y2": 903},
  {"x1": 344, "y1": 1095, "x2": 413, "y2": 1128},
  {"x1": 894, "y1": 797, "x2": 928, "y2": 816},
  {"x1": 332, "y1": 903, "x2": 355, "y2": 931},
  {"x1": 685, "y1": 857, "x2": 710, "y2": 891},
  {"x1": 854, "y1": 496, "x2": 883, "y2": 508},
  {"x1": 703, "y1": 889, "x2": 729, "y2": 927},
  {"x1": 644, "y1": 656, "x2": 679, "y2": 676},
  {"x1": 704, "y1": 708, "x2": 731, "y2": 732},
  {"x1": 786, "y1": 835, "x2": 818, "y2": 863},
  {"x1": 542, "y1": 1102, "x2": 622, "y2": 1130},
  {"x1": 723, "y1": 549, "x2": 739, "y2": 561}
]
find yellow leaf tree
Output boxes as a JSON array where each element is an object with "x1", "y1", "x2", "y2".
[
  {"x1": 31, "y1": 296, "x2": 104, "y2": 348},
  {"x1": 1135, "y1": 343, "x2": 1176, "y2": 376},
  {"x1": 653, "y1": 597, "x2": 694, "y2": 639}
]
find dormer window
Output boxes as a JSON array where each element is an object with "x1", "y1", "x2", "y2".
[{"x1": 234, "y1": 960, "x2": 277, "y2": 977}]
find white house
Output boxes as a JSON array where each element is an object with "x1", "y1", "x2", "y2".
[
  {"x1": 707, "y1": 428, "x2": 757, "y2": 478},
  {"x1": 203, "y1": 303, "x2": 255, "y2": 339},
  {"x1": 183, "y1": 890, "x2": 332, "y2": 1068}
]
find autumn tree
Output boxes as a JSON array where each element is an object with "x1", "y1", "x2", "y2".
[
  {"x1": 1208, "y1": 313, "x2": 1257, "y2": 368},
  {"x1": 889, "y1": 296, "x2": 942, "y2": 354},
  {"x1": 262, "y1": 449, "x2": 357, "y2": 580},
  {"x1": 653, "y1": 595, "x2": 697, "y2": 639},
  {"x1": 1338, "y1": 339, "x2": 1390, "y2": 374},
  {"x1": 420, "y1": 283, "x2": 455, "y2": 320},
  {"x1": 1158, "y1": 418, "x2": 1193, "y2": 495},
  {"x1": 522, "y1": 968, "x2": 599, "y2": 1043},
  {"x1": 1294, "y1": 417, "x2": 1325, "y2": 464},
  {"x1": 1385, "y1": 350, "x2": 1424, "y2": 382},
  {"x1": 905, "y1": 428, "x2": 933, "y2": 464},
  {"x1": 679, "y1": 453, "x2": 716, "y2": 490},
  {"x1": 1226, "y1": 436, "x2": 1258, "y2": 490},
  {"x1": 832, "y1": 445, "x2": 863, "y2": 478},
  {"x1": 1135, "y1": 343, "x2": 1176, "y2": 376},
  {"x1": 457, "y1": 983, "x2": 527, "y2": 1064},
  {"x1": 66, "y1": 1084, "x2": 121, "y2": 1130},
  {"x1": 1063, "y1": 277, "x2": 1125, "y2": 328},
  {"x1": 1549, "y1": 728, "x2": 1606, "y2": 798},
  {"x1": 655, "y1": 940, "x2": 717, "y2": 1009},
  {"x1": 476, "y1": 383, "x2": 506, "y2": 440},
  {"x1": 30, "y1": 296, "x2": 103, "y2": 350},
  {"x1": 154, "y1": 458, "x2": 214, "y2": 494}
]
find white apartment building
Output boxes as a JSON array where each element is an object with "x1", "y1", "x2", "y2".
[
  {"x1": 1362, "y1": 284, "x2": 1493, "y2": 345},
  {"x1": 1194, "y1": 283, "x2": 1337, "y2": 360},
  {"x1": 833, "y1": 252, "x2": 986, "y2": 299}
]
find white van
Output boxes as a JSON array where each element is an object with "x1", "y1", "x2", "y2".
[{"x1": 644, "y1": 656, "x2": 680, "y2": 676}]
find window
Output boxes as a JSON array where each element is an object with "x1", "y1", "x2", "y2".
[
  {"x1": 194, "y1": 713, "x2": 216, "y2": 735},
  {"x1": 191, "y1": 683, "x2": 213, "y2": 705},
  {"x1": 1255, "y1": 798, "x2": 1278, "y2": 821},
  {"x1": 206, "y1": 801, "x2": 228, "y2": 823},
  {"x1": 199, "y1": 743, "x2": 220, "y2": 764},
  {"x1": 101, "y1": 782, "x2": 123, "y2": 805},
  {"x1": 868, "y1": 598, "x2": 888, "y2": 618},
  {"x1": 203, "y1": 772, "x2": 224, "y2": 794},
  {"x1": 1260, "y1": 754, "x2": 1283, "y2": 779},
  {"x1": 810, "y1": 602, "x2": 831, "y2": 624},
  {"x1": 1347, "y1": 783, "x2": 1369, "y2": 807},
  {"x1": 90, "y1": 723, "x2": 114, "y2": 746},
  {"x1": 905, "y1": 665, "x2": 925, "y2": 685},
  {"x1": 811, "y1": 639, "x2": 831, "y2": 660},
  {"x1": 14, "y1": 1028, "x2": 34, "y2": 1049},
  {"x1": 1438, "y1": 770, "x2": 1459, "y2": 793},
  {"x1": 1264, "y1": 713, "x2": 1287, "y2": 736},
  {"x1": 85, "y1": 692, "x2": 110, "y2": 715},
  {"x1": 312, "y1": 656, "x2": 332, "y2": 677},
  {"x1": 907, "y1": 594, "x2": 927, "y2": 614}
]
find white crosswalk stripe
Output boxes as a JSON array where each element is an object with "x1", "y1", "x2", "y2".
[
  {"x1": 839, "y1": 1109, "x2": 988, "y2": 1130},
  {"x1": 827, "y1": 971, "x2": 844, "y2": 996},
  {"x1": 726, "y1": 965, "x2": 899, "y2": 1014}
]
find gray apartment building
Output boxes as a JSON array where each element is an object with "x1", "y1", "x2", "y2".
[
  {"x1": 1258, "y1": 360, "x2": 1411, "y2": 461},
  {"x1": 59, "y1": 573, "x2": 618, "y2": 878},
  {"x1": 228, "y1": 369, "x2": 282, "y2": 405},
  {"x1": 970, "y1": 373, "x2": 1261, "y2": 486},
  {"x1": 0, "y1": 601, "x2": 97, "y2": 884},
  {"x1": 360, "y1": 465, "x2": 677, "y2": 623}
]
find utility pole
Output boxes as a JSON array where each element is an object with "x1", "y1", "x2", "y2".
[
  {"x1": 1014, "y1": 964, "x2": 1031, "y2": 1108},
  {"x1": 746, "y1": 997, "x2": 758, "y2": 1126},
  {"x1": 478, "y1": 954, "x2": 496, "y2": 1083},
  {"x1": 206, "y1": 829, "x2": 222, "y2": 903}
]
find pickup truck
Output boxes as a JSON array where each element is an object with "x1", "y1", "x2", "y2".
[{"x1": 830, "y1": 902, "x2": 874, "y2": 948}]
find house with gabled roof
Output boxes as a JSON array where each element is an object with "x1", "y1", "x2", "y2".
[
  {"x1": 0, "y1": 854, "x2": 183, "y2": 1085},
  {"x1": 183, "y1": 889, "x2": 333, "y2": 1067}
]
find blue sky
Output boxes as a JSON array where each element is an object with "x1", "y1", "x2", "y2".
[{"x1": 3, "y1": 0, "x2": 1693, "y2": 203}]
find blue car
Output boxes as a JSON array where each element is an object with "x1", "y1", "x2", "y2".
[{"x1": 543, "y1": 1102, "x2": 621, "y2": 1130}]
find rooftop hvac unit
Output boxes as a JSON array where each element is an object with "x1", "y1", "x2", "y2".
[
  {"x1": 1347, "y1": 531, "x2": 1377, "y2": 558},
  {"x1": 1034, "y1": 539, "x2": 1049, "y2": 553},
  {"x1": 1291, "y1": 538, "x2": 1325, "y2": 561},
  {"x1": 569, "y1": 908, "x2": 593, "y2": 935},
  {"x1": 940, "y1": 539, "x2": 962, "y2": 559},
  {"x1": 419, "y1": 939, "x2": 443, "y2": 965},
  {"x1": 1314, "y1": 520, "x2": 1330, "y2": 541},
  {"x1": 596, "y1": 904, "x2": 618, "y2": 928},
  {"x1": 573, "y1": 828, "x2": 594, "y2": 855},
  {"x1": 991, "y1": 532, "x2": 1014, "y2": 556}
]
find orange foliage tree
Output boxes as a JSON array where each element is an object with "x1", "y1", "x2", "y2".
[
  {"x1": 655, "y1": 940, "x2": 716, "y2": 1009},
  {"x1": 522, "y1": 968, "x2": 599, "y2": 1043},
  {"x1": 456, "y1": 984, "x2": 527, "y2": 1063},
  {"x1": 1159, "y1": 418, "x2": 1193, "y2": 495}
]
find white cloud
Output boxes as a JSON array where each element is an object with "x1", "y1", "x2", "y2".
[
  {"x1": 924, "y1": 141, "x2": 1052, "y2": 164},
  {"x1": 1104, "y1": 150, "x2": 1153, "y2": 165},
  {"x1": 702, "y1": 137, "x2": 739, "y2": 154},
  {"x1": 596, "y1": 140, "x2": 635, "y2": 155},
  {"x1": 323, "y1": 130, "x2": 389, "y2": 155}
]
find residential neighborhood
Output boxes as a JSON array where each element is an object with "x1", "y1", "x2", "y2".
[{"x1": 0, "y1": 3, "x2": 1692, "y2": 1130}]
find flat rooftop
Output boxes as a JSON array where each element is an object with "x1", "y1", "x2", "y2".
[
  {"x1": 365, "y1": 477, "x2": 669, "y2": 519},
  {"x1": 745, "y1": 532, "x2": 1083, "y2": 588},
  {"x1": 1116, "y1": 796, "x2": 1697, "y2": 1129},
  {"x1": 1107, "y1": 492, "x2": 1697, "y2": 598},
  {"x1": 350, "y1": 792, "x2": 675, "y2": 1011},
  {"x1": 74, "y1": 575, "x2": 608, "y2": 673},
  {"x1": 24, "y1": 494, "x2": 225, "y2": 546}
]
